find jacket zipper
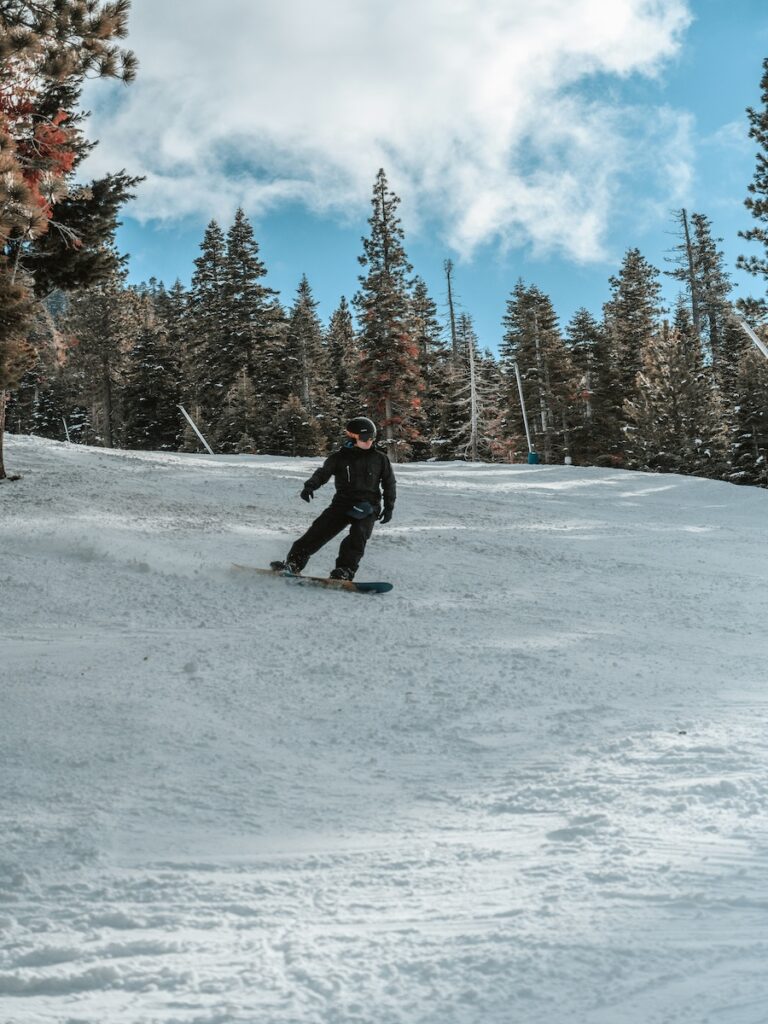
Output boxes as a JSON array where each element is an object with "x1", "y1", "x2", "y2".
[{"x1": 347, "y1": 465, "x2": 351, "y2": 483}]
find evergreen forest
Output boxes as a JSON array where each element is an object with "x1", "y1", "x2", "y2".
[{"x1": 4, "y1": 6, "x2": 768, "y2": 488}]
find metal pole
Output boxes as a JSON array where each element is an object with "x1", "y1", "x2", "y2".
[
  {"x1": 62, "y1": 417, "x2": 71, "y2": 443},
  {"x1": 178, "y1": 404, "x2": 214, "y2": 455},
  {"x1": 468, "y1": 325, "x2": 478, "y2": 462},
  {"x1": 735, "y1": 316, "x2": 768, "y2": 361},
  {"x1": 514, "y1": 361, "x2": 534, "y2": 454}
]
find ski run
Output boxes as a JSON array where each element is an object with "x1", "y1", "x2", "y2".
[{"x1": 3, "y1": 433, "x2": 768, "y2": 1024}]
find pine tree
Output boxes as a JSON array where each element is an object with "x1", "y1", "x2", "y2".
[
  {"x1": 327, "y1": 296, "x2": 364, "y2": 414},
  {"x1": 24, "y1": 171, "x2": 141, "y2": 297},
  {"x1": 187, "y1": 220, "x2": 227, "y2": 431},
  {"x1": 478, "y1": 349, "x2": 508, "y2": 462},
  {"x1": 564, "y1": 308, "x2": 620, "y2": 463},
  {"x1": 0, "y1": 0, "x2": 138, "y2": 478},
  {"x1": 220, "y1": 209, "x2": 285, "y2": 451},
  {"x1": 0, "y1": 270, "x2": 36, "y2": 473},
  {"x1": 271, "y1": 394, "x2": 327, "y2": 457},
  {"x1": 624, "y1": 299, "x2": 725, "y2": 477},
  {"x1": 5, "y1": 298, "x2": 68, "y2": 438},
  {"x1": 354, "y1": 168, "x2": 423, "y2": 460},
  {"x1": 280, "y1": 275, "x2": 337, "y2": 443},
  {"x1": 222, "y1": 208, "x2": 276, "y2": 373},
  {"x1": 738, "y1": 57, "x2": 768, "y2": 296},
  {"x1": 691, "y1": 213, "x2": 733, "y2": 371},
  {"x1": 443, "y1": 259, "x2": 460, "y2": 361},
  {"x1": 409, "y1": 275, "x2": 451, "y2": 458},
  {"x1": 215, "y1": 370, "x2": 261, "y2": 453},
  {"x1": 665, "y1": 211, "x2": 757, "y2": 478},
  {"x1": 25, "y1": 290, "x2": 92, "y2": 443},
  {"x1": 155, "y1": 279, "x2": 189, "y2": 405},
  {"x1": 500, "y1": 281, "x2": 575, "y2": 463},
  {"x1": 254, "y1": 298, "x2": 289, "y2": 452},
  {"x1": 729, "y1": 345, "x2": 768, "y2": 485},
  {"x1": 0, "y1": 1, "x2": 138, "y2": 294},
  {"x1": 728, "y1": 56, "x2": 768, "y2": 478},
  {"x1": 63, "y1": 268, "x2": 140, "y2": 448},
  {"x1": 715, "y1": 314, "x2": 759, "y2": 467},
  {"x1": 439, "y1": 313, "x2": 501, "y2": 461},
  {"x1": 716, "y1": 318, "x2": 752, "y2": 402},
  {"x1": 666, "y1": 209, "x2": 705, "y2": 340},
  {"x1": 123, "y1": 297, "x2": 182, "y2": 450},
  {"x1": 604, "y1": 248, "x2": 665, "y2": 401},
  {"x1": 720, "y1": 305, "x2": 768, "y2": 485},
  {"x1": 666, "y1": 210, "x2": 734, "y2": 371}
]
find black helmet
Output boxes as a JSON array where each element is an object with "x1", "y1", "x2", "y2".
[{"x1": 345, "y1": 416, "x2": 377, "y2": 442}]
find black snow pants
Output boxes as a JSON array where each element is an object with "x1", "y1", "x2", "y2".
[{"x1": 287, "y1": 505, "x2": 377, "y2": 577}]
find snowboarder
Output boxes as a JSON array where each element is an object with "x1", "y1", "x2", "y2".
[{"x1": 271, "y1": 416, "x2": 396, "y2": 581}]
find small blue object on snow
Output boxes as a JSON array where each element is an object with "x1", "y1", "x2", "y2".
[{"x1": 527, "y1": 451, "x2": 540, "y2": 464}]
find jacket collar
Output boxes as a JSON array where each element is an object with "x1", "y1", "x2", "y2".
[{"x1": 343, "y1": 440, "x2": 376, "y2": 452}]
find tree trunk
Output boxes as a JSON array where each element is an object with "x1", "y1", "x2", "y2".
[
  {"x1": 444, "y1": 259, "x2": 459, "y2": 361},
  {"x1": 584, "y1": 365, "x2": 593, "y2": 421},
  {"x1": 102, "y1": 354, "x2": 113, "y2": 448},
  {"x1": 681, "y1": 208, "x2": 703, "y2": 341},
  {"x1": 532, "y1": 311, "x2": 552, "y2": 463},
  {"x1": 384, "y1": 395, "x2": 395, "y2": 461},
  {"x1": 562, "y1": 413, "x2": 572, "y2": 462},
  {"x1": 0, "y1": 389, "x2": 7, "y2": 479},
  {"x1": 468, "y1": 332, "x2": 478, "y2": 462}
]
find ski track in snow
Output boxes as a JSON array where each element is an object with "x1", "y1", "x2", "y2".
[{"x1": 2, "y1": 435, "x2": 768, "y2": 1024}]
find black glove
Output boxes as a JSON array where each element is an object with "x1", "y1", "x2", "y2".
[
  {"x1": 300, "y1": 487, "x2": 314, "y2": 503},
  {"x1": 378, "y1": 507, "x2": 393, "y2": 524}
]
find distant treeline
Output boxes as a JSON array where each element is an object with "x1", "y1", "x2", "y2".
[
  {"x1": 4, "y1": 9, "x2": 768, "y2": 489},
  {"x1": 7, "y1": 170, "x2": 768, "y2": 486}
]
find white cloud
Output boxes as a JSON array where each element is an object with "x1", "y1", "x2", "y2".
[
  {"x1": 82, "y1": 0, "x2": 693, "y2": 262},
  {"x1": 704, "y1": 119, "x2": 752, "y2": 152}
]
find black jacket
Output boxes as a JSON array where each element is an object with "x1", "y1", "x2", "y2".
[{"x1": 304, "y1": 443, "x2": 396, "y2": 512}]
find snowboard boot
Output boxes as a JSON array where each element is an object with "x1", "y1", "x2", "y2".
[
  {"x1": 270, "y1": 559, "x2": 301, "y2": 576},
  {"x1": 329, "y1": 566, "x2": 355, "y2": 581}
]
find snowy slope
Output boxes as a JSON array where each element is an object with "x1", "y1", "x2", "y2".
[{"x1": 2, "y1": 433, "x2": 768, "y2": 1024}]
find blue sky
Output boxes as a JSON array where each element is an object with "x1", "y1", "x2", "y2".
[{"x1": 85, "y1": 0, "x2": 768, "y2": 354}]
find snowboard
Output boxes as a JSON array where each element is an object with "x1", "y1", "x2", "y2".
[{"x1": 232, "y1": 564, "x2": 393, "y2": 594}]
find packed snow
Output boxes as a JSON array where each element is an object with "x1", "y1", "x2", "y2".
[{"x1": 2, "y1": 433, "x2": 768, "y2": 1024}]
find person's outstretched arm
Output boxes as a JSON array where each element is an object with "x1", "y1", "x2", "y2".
[
  {"x1": 380, "y1": 456, "x2": 396, "y2": 520},
  {"x1": 301, "y1": 451, "x2": 338, "y2": 499}
]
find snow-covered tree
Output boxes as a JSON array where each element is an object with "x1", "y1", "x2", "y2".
[
  {"x1": 123, "y1": 297, "x2": 182, "y2": 450},
  {"x1": 409, "y1": 275, "x2": 451, "y2": 458},
  {"x1": 738, "y1": 57, "x2": 768, "y2": 300},
  {"x1": 564, "y1": 308, "x2": 620, "y2": 464},
  {"x1": 604, "y1": 248, "x2": 665, "y2": 403},
  {"x1": 728, "y1": 344, "x2": 768, "y2": 486},
  {"x1": 500, "y1": 281, "x2": 575, "y2": 463},
  {"x1": 438, "y1": 313, "x2": 502, "y2": 462},
  {"x1": 666, "y1": 210, "x2": 734, "y2": 374},
  {"x1": 624, "y1": 300, "x2": 726, "y2": 477},
  {"x1": 271, "y1": 394, "x2": 327, "y2": 457}
]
